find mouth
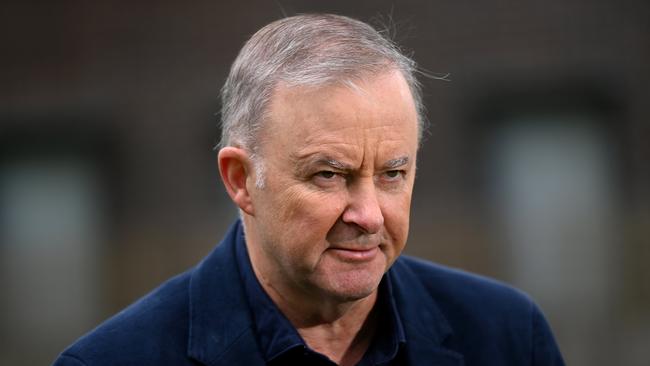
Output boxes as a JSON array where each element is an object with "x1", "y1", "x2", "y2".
[{"x1": 327, "y1": 246, "x2": 380, "y2": 262}]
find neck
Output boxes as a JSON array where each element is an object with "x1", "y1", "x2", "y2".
[
  {"x1": 297, "y1": 296, "x2": 379, "y2": 366},
  {"x1": 263, "y1": 278, "x2": 379, "y2": 366}
]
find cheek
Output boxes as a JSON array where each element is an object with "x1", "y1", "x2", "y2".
[
  {"x1": 273, "y1": 188, "x2": 346, "y2": 253},
  {"x1": 380, "y1": 191, "x2": 412, "y2": 246},
  {"x1": 275, "y1": 190, "x2": 347, "y2": 272}
]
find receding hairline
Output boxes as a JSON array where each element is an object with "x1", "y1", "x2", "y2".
[
  {"x1": 219, "y1": 13, "x2": 424, "y2": 152},
  {"x1": 254, "y1": 67, "x2": 419, "y2": 155},
  {"x1": 263, "y1": 65, "x2": 415, "y2": 116}
]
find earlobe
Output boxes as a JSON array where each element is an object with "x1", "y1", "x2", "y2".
[{"x1": 218, "y1": 147, "x2": 255, "y2": 215}]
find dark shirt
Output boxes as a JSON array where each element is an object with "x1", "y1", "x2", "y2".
[{"x1": 234, "y1": 230, "x2": 406, "y2": 365}]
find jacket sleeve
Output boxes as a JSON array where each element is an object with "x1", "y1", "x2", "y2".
[
  {"x1": 531, "y1": 305, "x2": 565, "y2": 366},
  {"x1": 51, "y1": 353, "x2": 88, "y2": 366}
]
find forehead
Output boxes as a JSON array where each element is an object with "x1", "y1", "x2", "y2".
[{"x1": 261, "y1": 70, "x2": 419, "y2": 156}]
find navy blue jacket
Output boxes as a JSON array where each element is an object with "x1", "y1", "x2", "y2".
[{"x1": 53, "y1": 221, "x2": 564, "y2": 365}]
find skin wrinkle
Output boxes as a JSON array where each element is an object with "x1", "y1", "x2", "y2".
[
  {"x1": 292, "y1": 160, "x2": 412, "y2": 204},
  {"x1": 291, "y1": 139, "x2": 411, "y2": 169}
]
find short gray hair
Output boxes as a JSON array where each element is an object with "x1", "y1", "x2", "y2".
[{"x1": 219, "y1": 13, "x2": 423, "y2": 152}]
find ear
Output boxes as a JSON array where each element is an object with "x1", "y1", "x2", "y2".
[{"x1": 218, "y1": 147, "x2": 255, "y2": 215}]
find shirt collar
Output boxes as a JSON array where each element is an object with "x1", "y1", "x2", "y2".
[
  {"x1": 234, "y1": 232, "x2": 406, "y2": 364},
  {"x1": 367, "y1": 274, "x2": 407, "y2": 364}
]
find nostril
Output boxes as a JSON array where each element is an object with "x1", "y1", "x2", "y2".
[{"x1": 327, "y1": 218, "x2": 379, "y2": 243}]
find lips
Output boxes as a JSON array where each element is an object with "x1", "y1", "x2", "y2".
[{"x1": 327, "y1": 246, "x2": 380, "y2": 262}]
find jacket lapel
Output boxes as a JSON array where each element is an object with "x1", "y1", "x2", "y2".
[
  {"x1": 388, "y1": 258, "x2": 465, "y2": 366},
  {"x1": 186, "y1": 221, "x2": 265, "y2": 366}
]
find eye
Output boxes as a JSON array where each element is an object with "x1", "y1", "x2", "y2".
[
  {"x1": 312, "y1": 170, "x2": 346, "y2": 189},
  {"x1": 316, "y1": 171, "x2": 337, "y2": 179},
  {"x1": 382, "y1": 170, "x2": 406, "y2": 181},
  {"x1": 384, "y1": 170, "x2": 401, "y2": 179}
]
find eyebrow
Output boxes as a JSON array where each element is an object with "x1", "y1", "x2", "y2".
[
  {"x1": 321, "y1": 158, "x2": 351, "y2": 171},
  {"x1": 383, "y1": 156, "x2": 409, "y2": 169},
  {"x1": 292, "y1": 154, "x2": 350, "y2": 176},
  {"x1": 320, "y1": 156, "x2": 409, "y2": 171},
  {"x1": 293, "y1": 153, "x2": 410, "y2": 175}
]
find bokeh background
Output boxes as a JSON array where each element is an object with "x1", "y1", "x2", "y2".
[{"x1": 1, "y1": 1, "x2": 648, "y2": 364}]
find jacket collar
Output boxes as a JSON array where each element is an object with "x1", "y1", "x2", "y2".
[
  {"x1": 187, "y1": 220, "x2": 265, "y2": 365},
  {"x1": 187, "y1": 220, "x2": 463, "y2": 365},
  {"x1": 387, "y1": 258, "x2": 465, "y2": 365}
]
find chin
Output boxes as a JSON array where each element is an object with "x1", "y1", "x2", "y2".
[
  {"x1": 320, "y1": 271, "x2": 383, "y2": 302},
  {"x1": 334, "y1": 288, "x2": 377, "y2": 303}
]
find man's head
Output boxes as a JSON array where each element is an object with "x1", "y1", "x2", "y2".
[
  {"x1": 218, "y1": 14, "x2": 421, "y2": 306},
  {"x1": 219, "y1": 13, "x2": 423, "y2": 157}
]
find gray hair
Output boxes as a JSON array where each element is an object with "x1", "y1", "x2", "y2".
[{"x1": 219, "y1": 13, "x2": 423, "y2": 155}]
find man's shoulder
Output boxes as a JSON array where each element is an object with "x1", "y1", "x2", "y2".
[
  {"x1": 393, "y1": 254, "x2": 533, "y2": 307},
  {"x1": 391, "y1": 255, "x2": 564, "y2": 365},
  {"x1": 53, "y1": 223, "x2": 246, "y2": 366},
  {"x1": 392, "y1": 255, "x2": 536, "y2": 325},
  {"x1": 54, "y1": 270, "x2": 194, "y2": 366}
]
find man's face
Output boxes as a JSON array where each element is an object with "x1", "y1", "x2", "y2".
[{"x1": 245, "y1": 69, "x2": 418, "y2": 303}]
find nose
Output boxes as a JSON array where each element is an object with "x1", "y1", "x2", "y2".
[{"x1": 341, "y1": 178, "x2": 384, "y2": 234}]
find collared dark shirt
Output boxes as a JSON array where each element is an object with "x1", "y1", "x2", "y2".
[{"x1": 235, "y1": 230, "x2": 406, "y2": 365}]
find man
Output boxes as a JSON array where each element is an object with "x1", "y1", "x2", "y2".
[{"x1": 53, "y1": 14, "x2": 564, "y2": 365}]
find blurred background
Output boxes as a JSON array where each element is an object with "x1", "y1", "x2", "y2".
[{"x1": 1, "y1": 1, "x2": 648, "y2": 364}]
